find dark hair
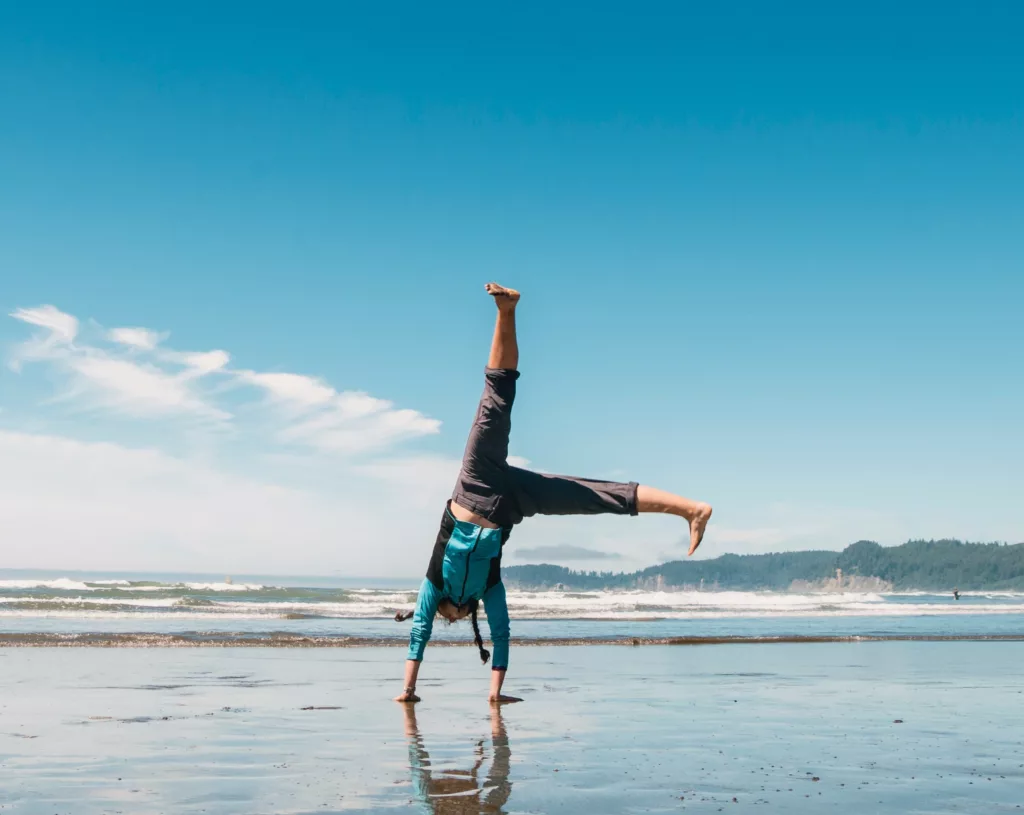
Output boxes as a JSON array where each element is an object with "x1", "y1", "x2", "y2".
[
  {"x1": 395, "y1": 599, "x2": 490, "y2": 664},
  {"x1": 467, "y1": 599, "x2": 490, "y2": 665}
]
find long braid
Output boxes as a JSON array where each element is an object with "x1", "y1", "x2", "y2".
[{"x1": 469, "y1": 600, "x2": 490, "y2": 664}]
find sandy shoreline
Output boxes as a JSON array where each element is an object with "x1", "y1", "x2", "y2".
[
  {"x1": 2, "y1": 631, "x2": 1024, "y2": 647},
  {"x1": 2, "y1": 642, "x2": 1021, "y2": 814}
]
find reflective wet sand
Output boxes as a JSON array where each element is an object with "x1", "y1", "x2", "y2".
[{"x1": 1, "y1": 643, "x2": 1021, "y2": 813}]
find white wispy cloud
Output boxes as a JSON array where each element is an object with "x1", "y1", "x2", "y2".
[
  {"x1": 279, "y1": 406, "x2": 441, "y2": 454},
  {"x1": 108, "y1": 326, "x2": 164, "y2": 350},
  {"x1": 240, "y1": 371, "x2": 338, "y2": 407},
  {"x1": 8, "y1": 304, "x2": 440, "y2": 453},
  {"x1": 9, "y1": 305, "x2": 79, "y2": 370},
  {"x1": 174, "y1": 349, "x2": 232, "y2": 377},
  {"x1": 11, "y1": 305, "x2": 79, "y2": 342},
  {"x1": 239, "y1": 370, "x2": 441, "y2": 454},
  {"x1": 70, "y1": 354, "x2": 231, "y2": 420},
  {"x1": 10, "y1": 305, "x2": 229, "y2": 422}
]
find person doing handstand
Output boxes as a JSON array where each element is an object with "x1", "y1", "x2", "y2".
[{"x1": 395, "y1": 284, "x2": 712, "y2": 704}]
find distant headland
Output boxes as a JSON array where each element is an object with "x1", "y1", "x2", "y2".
[{"x1": 504, "y1": 539, "x2": 1024, "y2": 592}]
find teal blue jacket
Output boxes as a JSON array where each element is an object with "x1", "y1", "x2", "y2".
[{"x1": 408, "y1": 512, "x2": 510, "y2": 669}]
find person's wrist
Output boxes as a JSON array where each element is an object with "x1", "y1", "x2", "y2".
[{"x1": 404, "y1": 685, "x2": 416, "y2": 695}]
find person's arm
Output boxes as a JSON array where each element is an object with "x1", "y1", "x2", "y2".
[
  {"x1": 482, "y1": 582, "x2": 521, "y2": 704},
  {"x1": 396, "y1": 578, "x2": 441, "y2": 702},
  {"x1": 396, "y1": 659, "x2": 421, "y2": 703}
]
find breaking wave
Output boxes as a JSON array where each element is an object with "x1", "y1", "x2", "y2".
[{"x1": 1, "y1": 577, "x2": 1021, "y2": 622}]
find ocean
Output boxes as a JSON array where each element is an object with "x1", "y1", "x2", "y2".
[{"x1": 2, "y1": 570, "x2": 1023, "y2": 645}]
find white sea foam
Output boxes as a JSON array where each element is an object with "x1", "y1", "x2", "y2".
[
  {"x1": 336, "y1": 592, "x2": 419, "y2": 604},
  {"x1": 183, "y1": 582, "x2": 266, "y2": 592},
  {"x1": 0, "y1": 578, "x2": 268, "y2": 592},
  {"x1": 0, "y1": 579, "x2": 94, "y2": 591},
  {"x1": 503, "y1": 589, "x2": 889, "y2": 612},
  {"x1": 2, "y1": 580, "x2": 1023, "y2": 622},
  {"x1": 0, "y1": 609, "x2": 259, "y2": 620},
  {"x1": 0, "y1": 596, "x2": 181, "y2": 608}
]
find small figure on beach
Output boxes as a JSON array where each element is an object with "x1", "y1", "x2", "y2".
[
  {"x1": 395, "y1": 284, "x2": 712, "y2": 704},
  {"x1": 953, "y1": 588, "x2": 960, "y2": 601}
]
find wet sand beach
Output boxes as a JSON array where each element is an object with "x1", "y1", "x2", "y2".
[
  {"x1": 3, "y1": 631, "x2": 1024, "y2": 647},
  {"x1": 2, "y1": 642, "x2": 1022, "y2": 814}
]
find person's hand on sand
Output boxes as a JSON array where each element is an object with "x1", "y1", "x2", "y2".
[
  {"x1": 394, "y1": 690, "x2": 421, "y2": 703},
  {"x1": 489, "y1": 694, "x2": 522, "y2": 705}
]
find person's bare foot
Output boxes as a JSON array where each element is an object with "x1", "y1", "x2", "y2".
[
  {"x1": 486, "y1": 282, "x2": 520, "y2": 311},
  {"x1": 687, "y1": 502, "x2": 713, "y2": 556}
]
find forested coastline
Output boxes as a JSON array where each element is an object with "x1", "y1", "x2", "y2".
[{"x1": 503, "y1": 539, "x2": 1024, "y2": 591}]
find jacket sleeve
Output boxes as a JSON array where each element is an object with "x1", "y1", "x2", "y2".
[
  {"x1": 408, "y1": 578, "x2": 442, "y2": 662},
  {"x1": 482, "y1": 581, "x2": 510, "y2": 670}
]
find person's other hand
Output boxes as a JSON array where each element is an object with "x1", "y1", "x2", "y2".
[
  {"x1": 488, "y1": 694, "x2": 522, "y2": 705},
  {"x1": 394, "y1": 691, "x2": 421, "y2": 703}
]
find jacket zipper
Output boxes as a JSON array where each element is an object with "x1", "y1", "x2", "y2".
[{"x1": 458, "y1": 527, "x2": 484, "y2": 604}]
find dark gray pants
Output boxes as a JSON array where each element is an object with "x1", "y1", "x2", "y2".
[{"x1": 451, "y1": 368, "x2": 638, "y2": 529}]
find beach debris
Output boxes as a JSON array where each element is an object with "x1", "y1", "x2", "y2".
[
  {"x1": 300, "y1": 705, "x2": 343, "y2": 710},
  {"x1": 893, "y1": 719, "x2": 904, "y2": 723}
]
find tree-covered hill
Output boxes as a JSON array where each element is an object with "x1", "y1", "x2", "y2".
[{"x1": 503, "y1": 539, "x2": 1024, "y2": 591}]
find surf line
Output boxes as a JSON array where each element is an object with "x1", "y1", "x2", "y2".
[{"x1": 2, "y1": 632, "x2": 1024, "y2": 648}]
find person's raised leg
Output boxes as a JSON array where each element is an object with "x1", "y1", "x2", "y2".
[
  {"x1": 450, "y1": 283, "x2": 522, "y2": 526},
  {"x1": 636, "y1": 485, "x2": 713, "y2": 556},
  {"x1": 485, "y1": 282, "x2": 519, "y2": 370}
]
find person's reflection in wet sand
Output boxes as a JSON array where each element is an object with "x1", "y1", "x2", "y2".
[{"x1": 402, "y1": 705, "x2": 512, "y2": 814}]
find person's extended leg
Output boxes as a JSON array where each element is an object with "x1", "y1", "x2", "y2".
[
  {"x1": 450, "y1": 284, "x2": 521, "y2": 525},
  {"x1": 636, "y1": 485, "x2": 713, "y2": 556},
  {"x1": 509, "y1": 467, "x2": 712, "y2": 555}
]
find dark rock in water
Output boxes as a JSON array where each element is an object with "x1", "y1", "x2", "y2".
[{"x1": 893, "y1": 719, "x2": 904, "y2": 723}]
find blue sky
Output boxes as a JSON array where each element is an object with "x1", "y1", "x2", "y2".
[{"x1": 1, "y1": 1, "x2": 1021, "y2": 575}]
